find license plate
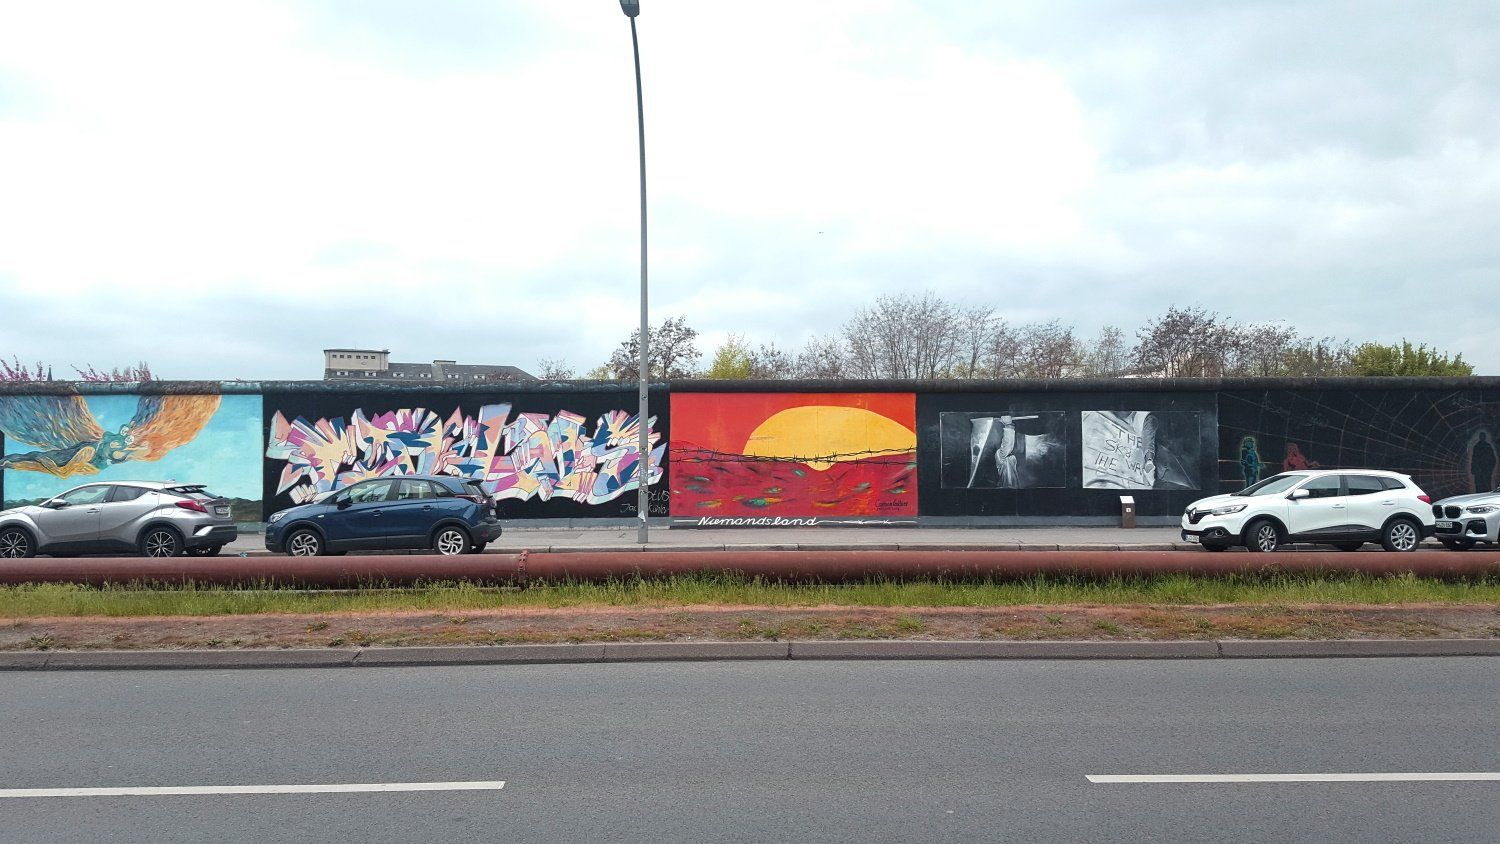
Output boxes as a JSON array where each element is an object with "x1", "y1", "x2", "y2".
[
  {"x1": 1436, "y1": 520, "x2": 1455, "y2": 529},
  {"x1": 215, "y1": 506, "x2": 230, "y2": 516},
  {"x1": 1182, "y1": 532, "x2": 1200, "y2": 543}
]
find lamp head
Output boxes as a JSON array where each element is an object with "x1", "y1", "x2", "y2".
[{"x1": 620, "y1": 1, "x2": 640, "y2": 17}]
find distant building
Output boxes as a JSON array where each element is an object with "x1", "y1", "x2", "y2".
[{"x1": 322, "y1": 349, "x2": 536, "y2": 383}]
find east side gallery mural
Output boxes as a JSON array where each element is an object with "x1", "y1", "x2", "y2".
[
  {"x1": 3, "y1": 383, "x2": 1495, "y2": 524},
  {"x1": 669, "y1": 393, "x2": 919, "y2": 523},
  {"x1": 0, "y1": 393, "x2": 264, "y2": 519},
  {"x1": 261, "y1": 392, "x2": 667, "y2": 518},
  {"x1": 1218, "y1": 388, "x2": 1500, "y2": 500}
]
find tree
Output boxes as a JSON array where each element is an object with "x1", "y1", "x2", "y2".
[
  {"x1": 793, "y1": 334, "x2": 848, "y2": 379},
  {"x1": 704, "y1": 334, "x2": 754, "y2": 379},
  {"x1": 1350, "y1": 340, "x2": 1473, "y2": 377},
  {"x1": 604, "y1": 315, "x2": 702, "y2": 380},
  {"x1": 1082, "y1": 325, "x2": 1132, "y2": 376},
  {"x1": 1280, "y1": 337, "x2": 1354, "y2": 377},
  {"x1": 1012, "y1": 320, "x2": 1084, "y2": 378},
  {"x1": 2, "y1": 358, "x2": 152, "y2": 382},
  {"x1": 1134, "y1": 306, "x2": 1235, "y2": 377},
  {"x1": 536, "y1": 357, "x2": 575, "y2": 380},
  {"x1": 75, "y1": 362, "x2": 153, "y2": 382},
  {"x1": 842, "y1": 292, "x2": 968, "y2": 379},
  {"x1": 0, "y1": 358, "x2": 49, "y2": 382}
]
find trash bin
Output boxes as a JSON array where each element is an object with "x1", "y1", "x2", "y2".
[{"x1": 1119, "y1": 496, "x2": 1136, "y2": 529}]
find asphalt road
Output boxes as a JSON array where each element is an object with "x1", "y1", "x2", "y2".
[{"x1": 2, "y1": 658, "x2": 1496, "y2": 843}]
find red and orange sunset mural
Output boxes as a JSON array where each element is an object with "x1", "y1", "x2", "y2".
[{"x1": 669, "y1": 393, "x2": 918, "y2": 517}]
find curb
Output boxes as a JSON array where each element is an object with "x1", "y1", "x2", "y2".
[{"x1": 3, "y1": 639, "x2": 1499, "y2": 670}]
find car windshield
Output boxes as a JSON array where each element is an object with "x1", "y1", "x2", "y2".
[{"x1": 1232, "y1": 474, "x2": 1307, "y2": 497}]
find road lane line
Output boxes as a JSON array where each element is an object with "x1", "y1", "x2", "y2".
[
  {"x1": 0, "y1": 780, "x2": 507, "y2": 798},
  {"x1": 1088, "y1": 773, "x2": 1500, "y2": 784}
]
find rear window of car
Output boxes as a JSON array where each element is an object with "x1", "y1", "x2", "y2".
[
  {"x1": 1380, "y1": 477, "x2": 1408, "y2": 490},
  {"x1": 166, "y1": 486, "x2": 219, "y2": 501},
  {"x1": 394, "y1": 479, "x2": 437, "y2": 500},
  {"x1": 108, "y1": 485, "x2": 149, "y2": 503},
  {"x1": 1345, "y1": 475, "x2": 1387, "y2": 496}
]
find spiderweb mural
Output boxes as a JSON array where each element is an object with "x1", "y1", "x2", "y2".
[{"x1": 1218, "y1": 388, "x2": 1500, "y2": 499}]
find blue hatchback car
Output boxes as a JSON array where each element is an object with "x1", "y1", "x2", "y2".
[{"x1": 265, "y1": 475, "x2": 501, "y2": 556}]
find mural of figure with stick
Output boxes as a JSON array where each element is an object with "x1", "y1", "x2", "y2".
[
  {"x1": 1239, "y1": 436, "x2": 1262, "y2": 486},
  {"x1": 992, "y1": 415, "x2": 1019, "y2": 488},
  {"x1": 1473, "y1": 432, "x2": 1497, "y2": 493}
]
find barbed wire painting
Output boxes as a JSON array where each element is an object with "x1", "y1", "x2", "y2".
[{"x1": 669, "y1": 393, "x2": 917, "y2": 518}]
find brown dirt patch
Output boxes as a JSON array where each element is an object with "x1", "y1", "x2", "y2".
[{"x1": 3, "y1": 604, "x2": 1499, "y2": 651}]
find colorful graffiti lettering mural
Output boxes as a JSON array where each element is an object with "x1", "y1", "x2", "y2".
[
  {"x1": 266, "y1": 404, "x2": 664, "y2": 506},
  {"x1": 670, "y1": 393, "x2": 917, "y2": 518},
  {"x1": 0, "y1": 393, "x2": 264, "y2": 515}
]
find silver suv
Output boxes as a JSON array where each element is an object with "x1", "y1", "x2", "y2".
[
  {"x1": 0, "y1": 482, "x2": 238, "y2": 558},
  {"x1": 1431, "y1": 489, "x2": 1500, "y2": 550}
]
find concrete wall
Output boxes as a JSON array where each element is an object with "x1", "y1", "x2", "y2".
[{"x1": 3, "y1": 378, "x2": 1496, "y2": 524}]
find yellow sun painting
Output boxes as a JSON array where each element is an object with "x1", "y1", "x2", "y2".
[{"x1": 743, "y1": 406, "x2": 917, "y2": 471}]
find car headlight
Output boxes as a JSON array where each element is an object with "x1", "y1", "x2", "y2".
[
  {"x1": 1467, "y1": 505, "x2": 1499, "y2": 515},
  {"x1": 267, "y1": 511, "x2": 287, "y2": 524},
  {"x1": 1208, "y1": 504, "x2": 1248, "y2": 516}
]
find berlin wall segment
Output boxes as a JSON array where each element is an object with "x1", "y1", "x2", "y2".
[
  {"x1": 669, "y1": 390, "x2": 918, "y2": 526},
  {"x1": 916, "y1": 389, "x2": 1217, "y2": 519},
  {"x1": 4, "y1": 378, "x2": 1499, "y2": 526},
  {"x1": 260, "y1": 385, "x2": 670, "y2": 521},
  {"x1": 1217, "y1": 384, "x2": 1500, "y2": 501},
  {"x1": 0, "y1": 386, "x2": 263, "y2": 520}
]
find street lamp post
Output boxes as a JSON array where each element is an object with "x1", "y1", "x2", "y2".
[{"x1": 621, "y1": 0, "x2": 650, "y2": 544}]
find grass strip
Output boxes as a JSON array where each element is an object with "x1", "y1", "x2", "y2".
[{"x1": 1, "y1": 571, "x2": 1499, "y2": 618}]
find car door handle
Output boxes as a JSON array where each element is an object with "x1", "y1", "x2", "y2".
[
  {"x1": 1332, "y1": 504, "x2": 1346, "y2": 509},
  {"x1": 371, "y1": 510, "x2": 383, "y2": 516},
  {"x1": 422, "y1": 505, "x2": 433, "y2": 511},
  {"x1": 85, "y1": 508, "x2": 101, "y2": 513},
  {"x1": 1380, "y1": 500, "x2": 1396, "y2": 505}
]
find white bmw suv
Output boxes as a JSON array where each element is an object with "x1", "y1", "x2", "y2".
[
  {"x1": 1181, "y1": 470, "x2": 1435, "y2": 552},
  {"x1": 1430, "y1": 489, "x2": 1500, "y2": 550}
]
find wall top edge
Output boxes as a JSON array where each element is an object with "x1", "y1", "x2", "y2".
[
  {"x1": 0, "y1": 376, "x2": 1496, "y2": 397},
  {"x1": 0, "y1": 380, "x2": 670, "y2": 396}
]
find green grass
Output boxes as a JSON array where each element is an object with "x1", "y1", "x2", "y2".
[{"x1": 0, "y1": 571, "x2": 1498, "y2": 619}]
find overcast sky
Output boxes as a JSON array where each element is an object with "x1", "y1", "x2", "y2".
[{"x1": 2, "y1": 1, "x2": 1496, "y2": 379}]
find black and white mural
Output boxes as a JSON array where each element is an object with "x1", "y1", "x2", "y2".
[
  {"x1": 1081, "y1": 410, "x2": 1202, "y2": 490},
  {"x1": 939, "y1": 412, "x2": 1067, "y2": 489}
]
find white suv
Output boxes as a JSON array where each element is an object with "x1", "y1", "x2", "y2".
[{"x1": 1181, "y1": 470, "x2": 1434, "y2": 552}]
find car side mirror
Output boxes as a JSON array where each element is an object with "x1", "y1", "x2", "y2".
[
  {"x1": 1287, "y1": 489, "x2": 1310, "y2": 501},
  {"x1": 42, "y1": 498, "x2": 67, "y2": 509}
]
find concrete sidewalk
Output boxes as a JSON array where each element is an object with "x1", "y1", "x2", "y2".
[
  {"x1": 223, "y1": 526, "x2": 1192, "y2": 556},
  {"x1": 220, "y1": 525, "x2": 1445, "y2": 556}
]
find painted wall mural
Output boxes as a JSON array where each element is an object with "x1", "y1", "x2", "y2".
[
  {"x1": 1218, "y1": 388, "x2": 1500, "y2": 500},
  {"x1": 939, "y1": 412, "x2": 1067, "y2": 489},
  {"x1": 1081, "y1": 411, "x2": 1202, "y2": 490},
  {"x1": 265, "y1": 402, "x2": 664, "y2": 513},
  {"x1": 0, "y1": 393, "x2": 264, "y2": 519},
  {"x1": 670, "y1": 393, "x2": 917, "y2": 522},
  {"x1": 917, "y1": 393, "x2": 1217, "y2": 518}
]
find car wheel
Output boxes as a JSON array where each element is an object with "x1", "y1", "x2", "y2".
[
  {"x1": 0, "y1": 527, "x2": 35, "y2": 559},
  {"x1": 1333, "y1": 542, "x2": 1363, "y2": 552},
  {"x1": 139, "y1": 527, "x2": 183, "y2": 558},
  {"x1": 1244, "y1": 519, "x2": 1282, "y2": 553},
  {"x1": 433, "y1": 527, "x2": 471, "y2": 556},
  {"x1": 1438, "y1": 538, "x2": 1474, "y2": 551},
  {"x1": 286, "y1": 529, "x2": 323, "y2": 557},
  {"x1": 1381, "y1": 519, "x2": 1422, "y2": 552}
]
